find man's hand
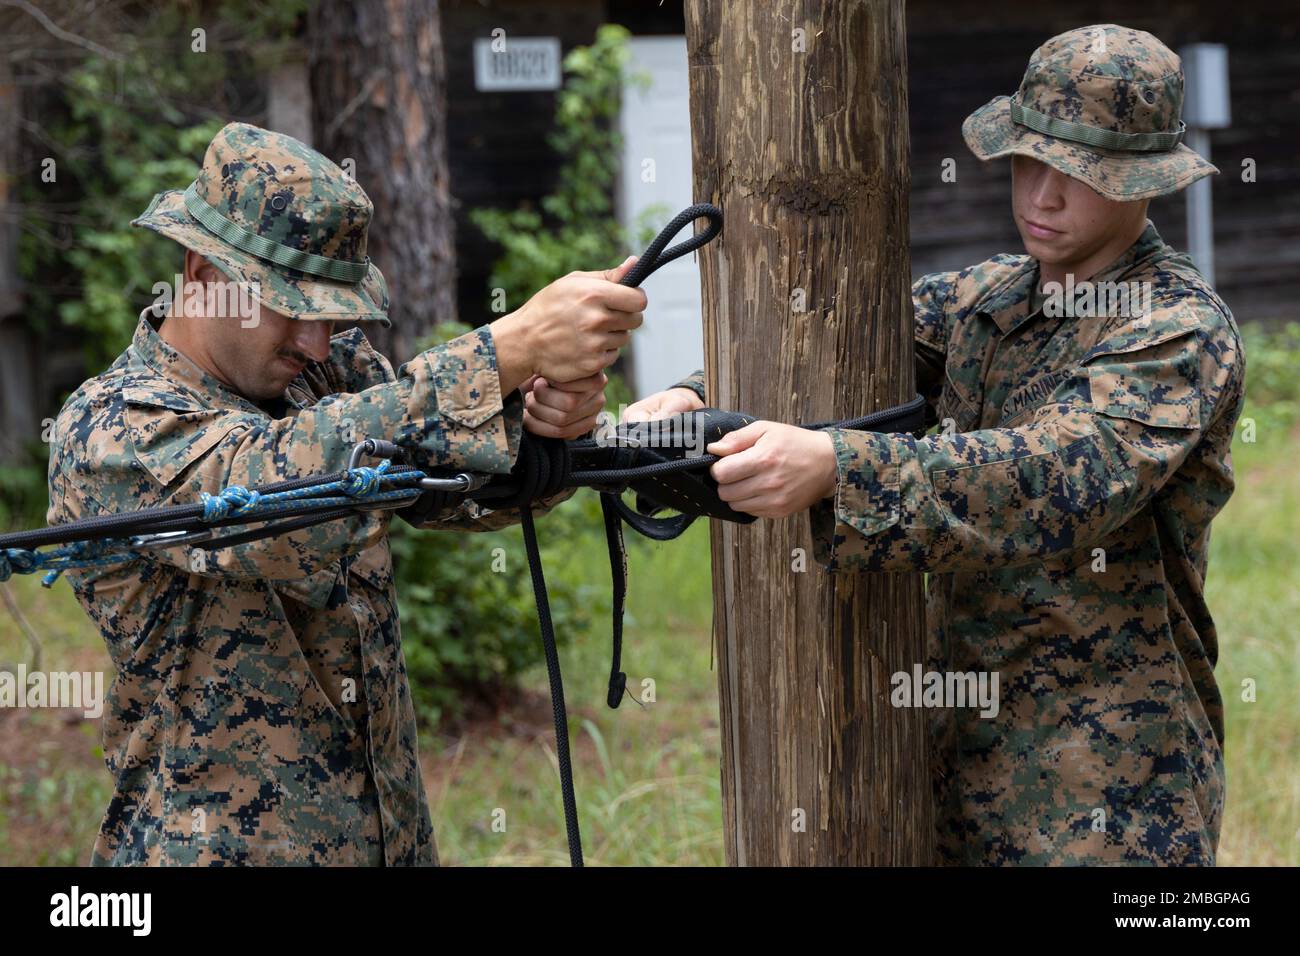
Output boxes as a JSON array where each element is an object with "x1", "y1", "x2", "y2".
[
  {"x1": 492, "y1": 256, "x2": 646, "y2": 394},
  {"x1": 707, "y1": 421, "x2": 839, "y2": 519},
  {"x1": 522, "y1": 371, "x2": 608, "y2": 439},
  {"x1": 622, "y1": 386, "x2": 704, "y2": 423}
]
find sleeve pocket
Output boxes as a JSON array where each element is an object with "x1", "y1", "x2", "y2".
[
  {"x1": 427, "y1": 329, "x2": 505, "y2": 429},
  {"x1": 1083, "y1": 314, "x2": 1203, "y2": 431},
  {"x1": 1087, "y1": 364, "x2": 1200, "y2": 430}
]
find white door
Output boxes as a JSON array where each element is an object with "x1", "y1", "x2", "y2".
[{"x1": 618, "y1": 36, "x2": 704, "y2": 399}]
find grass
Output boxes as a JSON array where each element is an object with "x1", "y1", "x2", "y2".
[
  {"x1": 2, "y1": 323, "x2": 1297, "y2": 866},
  {"x1": 422, "y1": 520, "x2": 725, "y2": 866},
  {"x1": 1204, "y1": 407, "x2": 1300, "y2": 866}
]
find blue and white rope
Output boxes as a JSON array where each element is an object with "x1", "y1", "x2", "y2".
[{"x1": 1, "y1": 461, "x2": 423, "y2": 587}]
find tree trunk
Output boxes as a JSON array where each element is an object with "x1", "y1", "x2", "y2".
[
  {"x1": 0, "y1": 53, "x2": 36, "y2": 465},
  {"x1": 686, "y1": 0, "x2": 933, "y2": 865},
  {"x1": 307, "y1": 0, "x2": 456, "y2": 363}
]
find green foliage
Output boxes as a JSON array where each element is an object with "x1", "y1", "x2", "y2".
[
  {"x1": 389, "y1": 493, "x2": 609, "y2": 729},
  {"x1": 17, "y1": 1, "x2": 306, "y2": 368},
  {"x1": 1240, "y1": 321, "x2": 1300, "y2": 424},
  {"x1": 0, "y1": 456, "x2": 50, "y2": 530},
  {"x1": 469, "y1": 24, "x2": 664, "y2": 312}
]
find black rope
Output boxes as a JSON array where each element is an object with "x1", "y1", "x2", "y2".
[
  {"x1": 519, "y1": 506, "x2": 583, "y2": 867},
  {"x1": 617, "y1": 203, "x2": 722, "y2": 289},
  {"x1": 496, "y1": 203, "x2": 723, "y2": 868}
]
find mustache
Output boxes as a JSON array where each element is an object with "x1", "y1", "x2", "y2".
[{"x1": 276, "y1": 349, "x2": 312, "y2": 366}]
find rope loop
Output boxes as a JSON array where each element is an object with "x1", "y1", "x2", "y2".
[
  {"x1": 200, "y1": 485, "x2": 262, "y2": 522},
  {"x1": 1, "y1": 548, "x2": 41, "y2": 581},
  {"x1": 344, "y1": 458, "x2": 392, "y2": 497}
]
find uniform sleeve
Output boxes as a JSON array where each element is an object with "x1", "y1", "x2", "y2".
[
  {"x1": 808, "y1": 301, "x2": 1244, "y2": 572},
  {"x1": 669, "y1": 369, "x2": 707, "y2": 404},
  {"x1": 912, "y1": 272, "x2": 958, "y2": 426},
  {"x1": 50, "y1": 325, "x2": 524, "y2": 596}
]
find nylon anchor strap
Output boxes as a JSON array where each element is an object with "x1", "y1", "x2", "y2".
[{"x1": 0, "y1": 203, "x2": 928, "y2": 868}]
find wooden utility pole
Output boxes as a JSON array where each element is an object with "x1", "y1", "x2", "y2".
[{"x1": 685, "y1": 0, "x2": 933, "y2": 865}]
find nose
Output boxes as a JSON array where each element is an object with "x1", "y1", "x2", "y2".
[
  {"x1": 1030, "y1": 165, "x2": 1066, "y2": 210},
  {"x1": 292, "y1": 320, "x2": 334, "y2": 363}
]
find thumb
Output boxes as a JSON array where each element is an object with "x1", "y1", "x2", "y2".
[
  {"x1": 603, "y1": 255, "x2": 637, "y2": 283},
  {"x1": 707, "y1": 420, "x2": 768, "y2": 456}
]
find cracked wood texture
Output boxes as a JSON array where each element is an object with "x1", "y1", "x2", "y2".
[{"x1": 686, "y1": 0, "x2": 934, "y2": 865}]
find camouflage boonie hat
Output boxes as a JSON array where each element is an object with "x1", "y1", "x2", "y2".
[
  {"x1": 132, "y1": 122, "x2": 390, "y2": 325},
  {"x1": 962, "y1": 24, "x2": 1218, "y2": 201}
]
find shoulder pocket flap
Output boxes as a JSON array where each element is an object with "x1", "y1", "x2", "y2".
[
  {"x1": 1082, "y1": 313, "x2": 1200, "y2": 362},
  {"x1": 121, "y1": 386, "x2": 212, "y2": 412}
]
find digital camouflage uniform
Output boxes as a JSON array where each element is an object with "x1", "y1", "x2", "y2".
[
  {"x1": 672, "y1": 25, "x2": 1244, "y2": 865},
  {"x1": 47, "y1": 123, "x2": 568, "y2": 865}
]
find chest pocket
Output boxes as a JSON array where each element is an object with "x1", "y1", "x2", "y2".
[{"x1": 123, "y1": 387, "x2": 243, "y2": 491}]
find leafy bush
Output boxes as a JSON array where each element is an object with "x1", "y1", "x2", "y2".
[
  {"x1": 18, "y1": 1, "x2": 308, "y2": 367},
  {"x1": 392, "y1": 25, "x2": 658, "y2": 728},
  {"x1": 0, "y1": 457, "x2": 50, "y2": 531},
  {"x1": 390, "y1": 492, "x2": 610, "y2": 728},
  {"x1": 1240, "y1": 321, "x2": 1300, "y2": 422}
]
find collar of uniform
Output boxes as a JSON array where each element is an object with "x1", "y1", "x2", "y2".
[
  {"x1": 976, "y1": 258, "x2": 1040, "y2": 336},
  {"x1": 1087, "y1": 219, "x2": 1165, "y2": 287},
  {"x1": 130, "y1": 308, "x2": 267, "y2": 414},
  {"x1": 979, "y1": 219, "x2": 1165, "y2": 336}
]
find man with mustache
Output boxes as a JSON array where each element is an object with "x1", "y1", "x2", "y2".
[
  {"x1": 47, "y1": 122, "x2": 646, "y2": 865},
  {"x1": 630, "y1": 25, "x2": 1244, "y2": 865}
]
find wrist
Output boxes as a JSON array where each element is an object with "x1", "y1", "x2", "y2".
[
  {"x1": 820, "y1": 432, "x2": 839, "y2": 499},
  {"x1": 492, "y1": 310, "x2": 535, "y2": 395}
]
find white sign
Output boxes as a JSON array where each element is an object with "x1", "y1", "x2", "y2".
[
  {"x1": 1180, "y1": 43, "x2": 1231, "y2": 129},
  {"x1": 473, "y1": 37, "x2": 562, "y2": 92}
]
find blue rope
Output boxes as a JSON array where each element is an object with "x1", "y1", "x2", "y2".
[
  {"x1": 1, "y1": 538, "x2": 147, "y2": 587},
  {"x1": 2, "y1": 461, "x2": 422, "y2": 587},
  {"x1": 198, "y1": 461, "x2": 401, "y2": 521}
]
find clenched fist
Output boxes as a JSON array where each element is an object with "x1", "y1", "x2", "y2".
[
  {"x1": 492, "y1": 256, "x2": 647, "y2": 393},
  {"x1": 707, "y1": 421, "x2": 839, "y2": 519}
]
